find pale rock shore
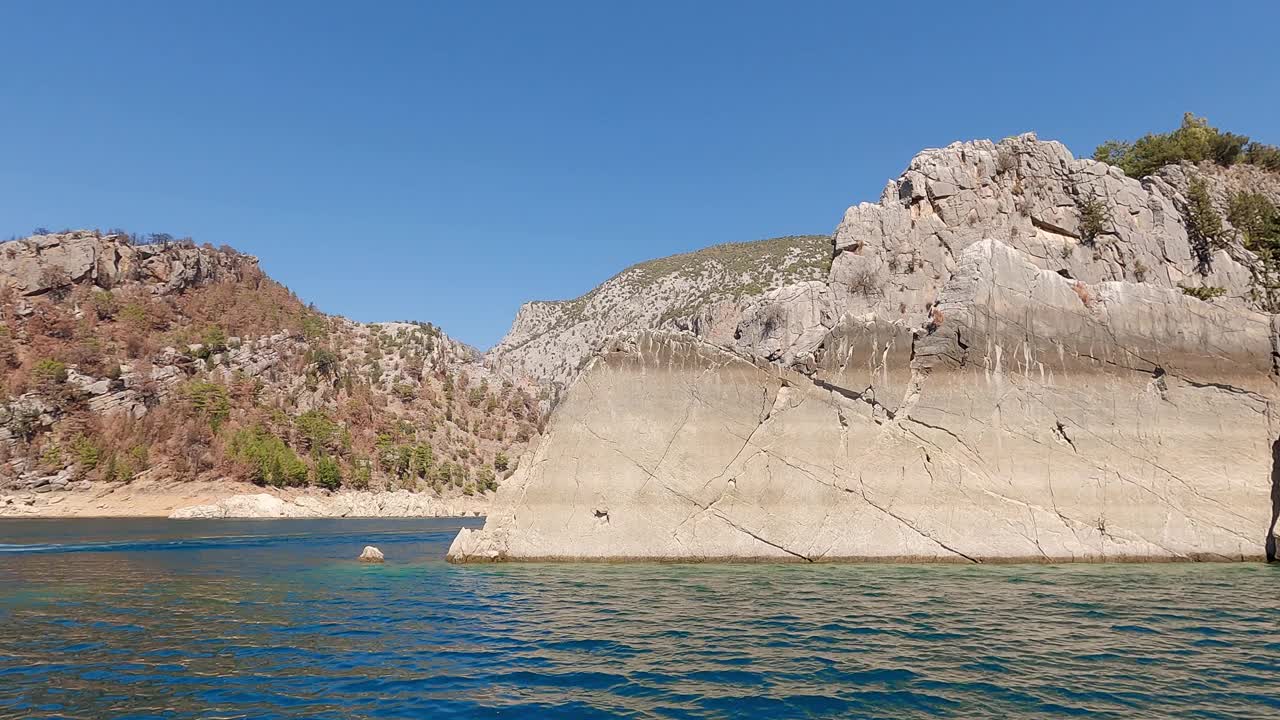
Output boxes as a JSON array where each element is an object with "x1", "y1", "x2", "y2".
[
  {"x1": 169, "y1": 490, "x2": 487, "y2": 519},
  {"x1": 0, "y1": 476, "x2": 488, "y2": 518}
]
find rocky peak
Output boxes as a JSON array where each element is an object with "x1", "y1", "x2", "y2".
[{"x1": 835, "y1": 132, "x2": 1280, "y2": 315}]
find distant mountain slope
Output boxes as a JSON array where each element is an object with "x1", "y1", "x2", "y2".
[
  {"x1": 486, "y1": 234, "x2": 833, "y2": 394},
  {"x1": 1, "y1": 231, "x2": 541, "y2": 500}
]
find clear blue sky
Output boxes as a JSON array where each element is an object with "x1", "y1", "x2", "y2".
[{"x1": 3, "y1": 2, "x2": 1277, "y2": 348}]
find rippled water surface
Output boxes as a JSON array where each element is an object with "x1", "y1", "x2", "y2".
[{"x1": 1, "y1": 519, "x2": 1277, "y2": 719}]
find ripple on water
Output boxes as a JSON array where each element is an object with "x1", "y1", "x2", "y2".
[{"x1": 0, "y1": 518, "x2": 1278, "y2": 719}]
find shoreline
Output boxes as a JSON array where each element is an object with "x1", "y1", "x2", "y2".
[
  {"x1": 446, "y1": 552, "x2": 1271, "y2": 564},
  {"x1": 1, "y1": 477, "x2": 491, "y2": 519}
]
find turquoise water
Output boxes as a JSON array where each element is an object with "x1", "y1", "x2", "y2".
[{"x1": 1, "y1": 519, "x2": 1277, "y2": 719}]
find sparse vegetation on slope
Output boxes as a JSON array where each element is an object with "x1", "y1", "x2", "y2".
[
  {"x1": 1094, "y1": 113, "x2": 1280, "y2": 179},
  {"x1": 1227, "y1": 191, "x2": 1280, "y2": 310},
  {"x1": 1, "y1": 230, "x2": 542, "y2": 498},
  {"x1": 544, "y1": 234, "x2": 831, "y2": 324},
  {"x1": 489, "y1": 234, "x2": 834, "y2": 390}
]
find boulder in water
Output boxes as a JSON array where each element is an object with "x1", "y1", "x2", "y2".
[{"x1": 358, "y1": 546, "x2": 384, "y2": 563}]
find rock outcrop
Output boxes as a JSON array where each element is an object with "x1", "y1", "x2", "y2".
[
  {"x1": 358, "y1": 545, "x2": 385, "y2": 562},
  {"x1": 0, "y1": 231, "x2": 253, "y2": 298},
  {"x1": 451, "y1": 134, "x2": 1280, "y2": 563}
]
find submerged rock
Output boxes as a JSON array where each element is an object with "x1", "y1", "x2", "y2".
[{"x1": 358, "y1": 546, "x2": 384, "y2": 563}]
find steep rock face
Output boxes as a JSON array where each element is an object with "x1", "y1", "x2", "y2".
[
  {"x1": 452, "y1": 243, "x2": 1275, "y2": 561},
  {"x1": 452, "y1": 133, "x2": 1280, "y2": 563},
  {"x1": 485, "y1": 235, "x2": 834, "y2": 395}
]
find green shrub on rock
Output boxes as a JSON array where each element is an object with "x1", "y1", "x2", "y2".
[
  {"x1": 1228, "y1": 192, "x2": 1280, "y2": 250},
  {"x1": 183, "y1": 381, "x2": 231, "y2": 431},
  {"x1": 1185, "y1": 177, "x2": 1223, "y2": 273},
  {"x1": 229, "y1": 425, "x2": 309, "y2": 487},
  {"x1": 71, "y1": 435, "x2": 101, "y2": 473},
  {"x1": 102, "y1": 446, "x2": 148, "y2": 483},
  {"x1": 295, "y1": 410, "x2": 338, "y2": 451},
  {"x1": 350, "y1": 458, "x2": 372, "y2": 490},
  {"x1": 307, "y1": 347, "x2": 340, "y2": 377},
  {"x1": 201, "y1": 326, "x2": 228, "y2": 354},
  {"x1": 33, "y1": 359, "x2": 68, "y2": 389},
  {"x1": 1226, "y1": 191, "x2": 1280, "y2": 311},
  {"x1": 39, "y1": 443, "x2": 64, "y2": 471},
  {"x1": 410, "y1": 443, "x2": 434, "y2": 477},
  {"x1": 314, "y1": 455, "x2": 342, "y2": 490},
  {"x1": 1094, "y1": 113, "x2": 1278, "y2": 179},
  {"x1": 1179, "y1": 284, "x2": 1227, "y2": 301},
  {"x1": 1076, "y1": 192, "x2": 1108, "y2": 244},
  {"x1": 1244, "y1": 143, "x2": 1280, "y2": 172},
  {"x1": 90, "y1": 290, "x2": 118, "y2": 320}
]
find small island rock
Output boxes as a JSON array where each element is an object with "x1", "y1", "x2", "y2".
[{"x1": 358, "y1": 546, "x2": 384, "y2": 563}]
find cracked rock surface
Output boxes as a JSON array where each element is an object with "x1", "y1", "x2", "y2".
[{"x1": 451, "y1": 135, "x2": 1280, "y2": 563}]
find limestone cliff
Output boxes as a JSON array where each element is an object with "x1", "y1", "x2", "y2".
[{"x1": 451, "y1": 134, "x2": 1280, "y2": 563}]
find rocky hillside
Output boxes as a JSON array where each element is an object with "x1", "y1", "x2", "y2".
[
  {"x1": 486, "y1": 234, "x2": 833, "y2": 394},
  {"x1": 452, "y1": 116, "x2": 1280, "y2": 563},
  {"x1": 1, "y1": 231, "x2": 541, "y2": 503}
]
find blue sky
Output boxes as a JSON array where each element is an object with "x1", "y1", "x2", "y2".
[{"x1": 2, "y1": 2, "x2": 1278, "y2": 348}]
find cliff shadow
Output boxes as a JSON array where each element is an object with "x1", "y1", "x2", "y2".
[{"x1": 1269, "y1": 439, "x2": 1280, "y2": 562}]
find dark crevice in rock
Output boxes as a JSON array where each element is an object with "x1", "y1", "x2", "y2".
[
  {"x1": 712, "y1": 510, "x2": 813, "y2": 562},
  {"x1": 1052, "y1": 421, "x2": 1077, "y2": 452},
  {"x1": 1030, "y1": 215, "x2": 1075, "y2": 239},
  {"x1": 1269, "y1": 321, "x2": 1280, "y2": 378},
  {"x1": 1151, "y1": 366, "x2": 1169, "y2": 400},
  {"x1": 811, "y1": 377, "x2": 896, "y2": 421},
  {"x1": 1180, "y1": 377, "x2": 1263, "y2": 398},
  {"x1": 1268, "y1": 439, "x2": 1279, "y2": 563},
  {"x1": 812, "y1": 377, "x2": 863, "y2": 404}
]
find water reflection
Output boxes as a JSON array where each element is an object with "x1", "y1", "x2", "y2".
[{"x1": 1, "y1": 519, "x2": 1277, "y2": 719}]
